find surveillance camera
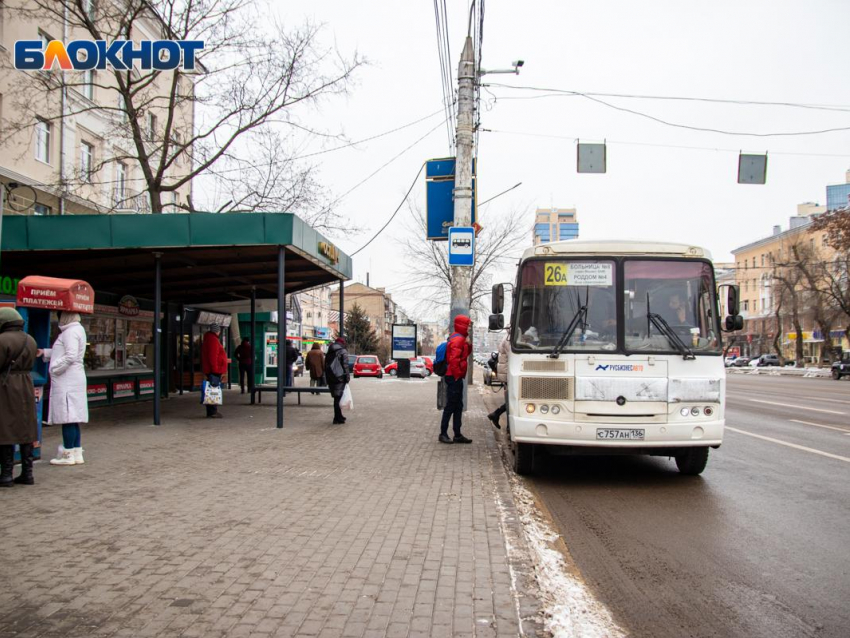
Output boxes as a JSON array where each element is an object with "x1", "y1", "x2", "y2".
[{"x1": 513, "y1": 60, "x2": 525, "y2": 67}]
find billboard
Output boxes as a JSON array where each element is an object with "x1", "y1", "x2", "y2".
[{"x1": 392, "y1": 324, "x2": 417, "y2": 360}]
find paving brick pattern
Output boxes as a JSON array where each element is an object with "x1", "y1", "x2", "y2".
[{"x1": 0, "y1": 376, "x2": 543, "y2": 637}]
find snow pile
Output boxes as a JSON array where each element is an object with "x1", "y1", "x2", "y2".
[{"x1": 506, "y1": 472, "x2": 626, "y2": 638}]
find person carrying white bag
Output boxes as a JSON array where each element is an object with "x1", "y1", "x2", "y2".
[{"x1": 324, "y1": 337, "x2": 350, "y2": 424}]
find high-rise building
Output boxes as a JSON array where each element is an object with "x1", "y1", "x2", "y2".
[
  {"x1": 533, "y1": 207, "x2": 579, "y2": 245},
  {"x1": 826, "y1": 169, "x2": 850, "y2": 211}
]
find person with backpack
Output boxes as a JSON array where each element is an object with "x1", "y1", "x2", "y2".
[{"x1": 438, "y1": 315, "x2": 473, "y2": 444}]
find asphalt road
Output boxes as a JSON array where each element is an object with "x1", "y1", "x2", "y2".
[{"x1": 483, "y1": 372, "x2": 850, "y2": 638}]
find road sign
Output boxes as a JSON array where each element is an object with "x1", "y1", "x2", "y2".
[
  {"x1": 448, "y1": 227, "x2": 475, "y2": 267},
  {"x1": 425, "y1": 157, "x2": 477, "y2": 240}
]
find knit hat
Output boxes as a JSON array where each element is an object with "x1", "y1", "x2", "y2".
[{"x1": 0, "y1": 307, "x2": 23, "y2": 330}]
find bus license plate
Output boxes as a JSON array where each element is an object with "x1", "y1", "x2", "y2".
[{"x1": 596, "y1": 428, "x2": 645, "y2": 440}]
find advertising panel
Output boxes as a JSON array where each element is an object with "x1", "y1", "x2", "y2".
[
  {"x1": 392, "y1": 324, "x2": 417, "y2": 360},
  {"x1": 112, "y1": 380, "x2": 135, "y2": 399}
]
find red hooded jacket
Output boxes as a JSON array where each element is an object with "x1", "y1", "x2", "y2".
[
  {"x1": 446, "y1": 315, "x2": 472, "y2": 380},
  {"x1": 202, "y1": 331, "x2": 228, "y2": 376}
]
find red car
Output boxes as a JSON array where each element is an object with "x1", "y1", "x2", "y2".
[
  {"x1": 384, "y1": 357, "x2": 432, "y2": 377},
  {"x1": 353, "y1": 355, "x2": 383, "y2": 378}
]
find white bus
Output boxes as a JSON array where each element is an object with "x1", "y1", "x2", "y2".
[{"x1": 490, "y1": 240, "x2": 742, "y2": 476}]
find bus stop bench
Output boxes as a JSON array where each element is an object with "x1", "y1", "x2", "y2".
[{"x1": 252, "y1": 385, "x2": 332, "y2": 405}]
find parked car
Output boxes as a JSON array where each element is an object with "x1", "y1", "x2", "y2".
[
  {"x1": 353, "y1": 355, "x2": 383, "y2": 378},
  {"x1": 724, "y1": 356, "x2": 737, "y2": 367},
  {"x1": 831, "y1": 353, "x2": 850, "y2": 380},
  {"x1": 731, "y1": 357, "x2": 751, "y2": 367},
  {"x1": 347, "y1": 354, "x2": 358, "y2": 369},
  {"x1": 757, "y1": 354, "x2": 781, "y2": 367},
  {"x1": 747, "y1": 358, "x2": 760, "y2": 368},
  {"x1": 384, "y1": 358, "x2": 429, "y2": 378},
  {"x1": 418, "y1": 357, "x2": 434, "y2": 375}
]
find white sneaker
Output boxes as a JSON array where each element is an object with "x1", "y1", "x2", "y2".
[
  {"x1": 73, "y1": 447, "x2": 84, "y2": 465},
  {"x1": 50, "y1": 446, "x2": 76, "y2": 466}
]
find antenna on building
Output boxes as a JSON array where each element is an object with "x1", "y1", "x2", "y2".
[{"x1": 367, "y1": 272, "x2": 370, "y2": 288}]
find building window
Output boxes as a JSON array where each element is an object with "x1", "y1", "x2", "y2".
[
  {"x1": 147, "y1": 112, "x2": 157, "y2": 141},
  {"x1": 34, "y1": 203, "x2": 51, "y2": 216},
  {"x1": 0, "y1": 1, "x2": 5, "y2": 47},
  {"x1": 83, "y1": 0, "x2": 96, "y2": 20},
  {"x1": 753, "y1": 300, "x2": 758, "y2": 312},
  {"x1": 35, "y1": 119, "x2": 51, "y2": 163},
  {"x1": 114, "y1": 161, "x2": 126, "y2": 204},
  {"x1": 752, "y1": 257, "x2": 756, "y2": 268},
  {"x1": 82, "y1": 69, "x2": 94, "y2": 100},
  {"x1": 742, "y1": 300, "x2": 749, "y2": 312},
  {"x1": 80, "y1": 141, "x2": 93, "y2": 182},
  {"x1": 760, "y1": 254, "x2": 764, "y2": 267}
]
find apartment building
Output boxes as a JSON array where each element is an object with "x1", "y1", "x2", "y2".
[
  {"x1": 298, "y1": 285, "x2": 333, "y2": 344},
  {"x1": 533, "y1": 207, "x2": 579, "y2": 245},
  {"x1": 731, "y1": 203, "x2": 844, "y2": 363},
  {"x1": 0, "y1": 0, "x2": 195, "y2": 215},
  {"x1": 826, "y1": 169, "x2": 850, "y2": 212}
]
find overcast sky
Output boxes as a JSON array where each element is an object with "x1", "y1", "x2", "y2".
[{"x1": 277, "y1": 0, "x2": 850, "y2": 321}]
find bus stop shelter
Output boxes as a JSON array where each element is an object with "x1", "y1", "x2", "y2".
[{"x1": 0, "y1": 212, "x2": 353, "y2": 428}]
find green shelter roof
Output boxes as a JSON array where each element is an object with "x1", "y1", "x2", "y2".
[{"x1": 0, "y1": 213, "x2": 352, "y2": 304}]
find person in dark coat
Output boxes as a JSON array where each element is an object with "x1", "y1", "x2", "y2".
[
  {"x1": 324, "y1": 337, "x2": 350, "y2": 424},
  {"x1": 234, "y1": 337, "x2": 253, "y2": 394},
  {"x1": 0, "y1": 307, "x2": 39, "y2": 487},
  {"x1": 305, "y1": 342, "x2": 325, "y2": 395},
  {"x1": 284, "y1": 340, "x2": 300, "y2": 388}
]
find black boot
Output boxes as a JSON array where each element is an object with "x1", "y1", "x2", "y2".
[
  {"x1": 13, "y1": 444, "x2": 34, "y2": 485},
  {"x1": 0, "y1": 445, "x2": 14, "y2": 488}
]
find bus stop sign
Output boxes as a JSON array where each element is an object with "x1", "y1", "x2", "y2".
[{"x1": 448, "y1": 227, "x2": 475, "y2": 267}]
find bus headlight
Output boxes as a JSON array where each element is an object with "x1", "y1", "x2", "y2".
[
  {"x1": 691, "y1": 407, "x2": 701, "y2": 416},
  {"x1": 551, "y1": 405, "x2": 561, "y2": 415},
  {"x1": 680, "y1": 407, "x2": 690, "y2": 417},
  {"x1": 525, "y1": 403, "x2": 536, "y2": 414},
  {"x1": 704, "y1": 406, "x2": 714, "y2": 417},
  {"x1": 540, "y1": 405, "x2": 549, "y2": 414}
]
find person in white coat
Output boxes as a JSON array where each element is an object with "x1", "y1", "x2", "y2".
[{"x1": 38, "y1": 312, "x2": 89, "y2": 466}]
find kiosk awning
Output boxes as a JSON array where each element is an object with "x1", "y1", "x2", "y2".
[{"x1": 16, "y1": 276, "x2": 95, "y2": 314}]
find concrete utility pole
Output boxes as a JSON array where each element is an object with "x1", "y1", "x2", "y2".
[{"x1": 449, "y1": 36, "x2": 476, "y2": 325}]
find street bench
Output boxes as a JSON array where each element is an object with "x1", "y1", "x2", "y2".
[{"x1": 252, "y1": 385, "x2": 332, "y2": 405}]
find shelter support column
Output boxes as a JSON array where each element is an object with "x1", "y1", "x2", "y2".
[
  {"x1": 250, "y1": 287, "x2": 256, "y2": 404},
  {"x1": 277, "y1": 247, "x2": 285, "y2": 429},
  {"x1": 339, "y1": 281, "x2": 344, "y2": 340},
  {"x1": 153, "y1": 252, "x2": 163, "y2": 426},
  {"x1": 178, "y1": 304, "x2": 185, "y2": 395}
]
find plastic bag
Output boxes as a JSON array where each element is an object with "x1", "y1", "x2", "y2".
[
  {"x1": 340, "y1": 384, "x2": 354, "y2": 410},
  {"x1": 203, "y1": 382, "x2": 223, "y2": 405}
]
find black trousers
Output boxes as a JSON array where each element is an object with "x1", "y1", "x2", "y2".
[
  {"x1": 238, "y1": 364, "x2": 252, "y2": 392},
  {"x1": 333, "y1": 395, "x2": 344, "y2": 422},
  {"x1": 440, "y1": 376, "x2": 464, "y2": 436}
]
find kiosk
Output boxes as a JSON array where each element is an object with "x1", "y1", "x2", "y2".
[{"x1": 14, "y1": 276, "x2": 95, "y2": 461}]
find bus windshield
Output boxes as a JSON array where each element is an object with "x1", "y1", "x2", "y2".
[
  {"x1": 624, "y1": 259, "x2": 720, "y2": 354},
  {"x1": 513, "y1": 259, "x2": 618, "y2": 352}
]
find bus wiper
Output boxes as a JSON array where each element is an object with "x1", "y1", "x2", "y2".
[
  {"x1": 646, "y1": 293, "x2": 695, "y2": 360},
  {"x1": 550, "y1": 288, "x2": 589, "y2": 359}
]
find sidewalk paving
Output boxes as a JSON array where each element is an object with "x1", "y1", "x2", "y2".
[{"x1": 0, "y1": 376, "x2": 544, "y2": 638}]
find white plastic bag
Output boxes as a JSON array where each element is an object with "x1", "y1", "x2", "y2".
[
  {"x1": 203, "y1": 382, "x2": 223, "y2": 405},
  {"x1": 340, "y1": 384, "x2": 354, "y2": 410}
]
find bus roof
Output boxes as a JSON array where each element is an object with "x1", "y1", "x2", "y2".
[{"x1": 522, "y1": 240, "x2": 713, "y2": 261}]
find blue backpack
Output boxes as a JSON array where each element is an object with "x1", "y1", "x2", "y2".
[{"x1": 433, "y1": 332, "x2": 461, "y2": 377}]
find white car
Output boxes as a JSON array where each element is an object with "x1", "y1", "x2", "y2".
[
  {"x1": 748, "y1": 358, "x2": 760, "y2": 367},
  {"x1": 410, "y1": 358, "x2": 428, "y2": 378},
  {"x1": 724, "y1": 356, "x2": 737, "y2": 367}
]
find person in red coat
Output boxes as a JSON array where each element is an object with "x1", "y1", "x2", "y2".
[
  {"x1": 439, "y1": 314, "x2": 473, "y2": 444},
  {"x1": 202, "y1": 325, "x2": 228, "y2": 418}
]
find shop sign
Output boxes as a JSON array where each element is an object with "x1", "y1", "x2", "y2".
[
  {"x1": 787, "y1": 331, "x2": 814, "y2": 341},
  {"x1": 139, "y1": 379, "x2": 155, "y2": 395},
  {"x1": 318, "y1": 241, "x2": 340, "y2": 265},
  {"x1": 112, "y1": 380, "x2": 135, "y2": 399},
  {"x1": 87, "y1": 383, "x2": 108, "y2": 402},
  {"x1": 196, "y1": 310, "x2": 232, "y2": 327},
  {"x1": 118, "y1": 295, "x2": 140, "y2": 317},
  {"x1": 0, "y1": 276, "x2": 20, "y2": 296},
  {"x1": 17, "y1": 276, "x2": 95, "y2": 314},
  {"x1": 316, "y1": 327, "x2": 330, "y2": 339}
]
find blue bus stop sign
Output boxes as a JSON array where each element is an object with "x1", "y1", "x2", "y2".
[{"x1": 448, "y1": 227, "x2": 475, "y2": 266}]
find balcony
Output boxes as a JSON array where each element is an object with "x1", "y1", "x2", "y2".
[{"x1": 113, "y1": 191, "x2": 151, "y2": 214}]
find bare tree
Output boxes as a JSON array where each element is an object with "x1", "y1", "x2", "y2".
[
  {"x1": 399, "y1": 204, "x2": 530, "y2": 319},
  {"x1": 4, "y1": 0, "x2": 360, "y2": 227}
]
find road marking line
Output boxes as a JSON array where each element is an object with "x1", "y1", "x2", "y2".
[
  {"x1": 740, "y1": 398, "x2": 846, "y2": 415},
  {"x1": 727, "y1": 390, "x2": 850, "y2": 406},
  {"x1": 789, "y1": 419, "x2": 850, "y2": 433},
  {"x1": 726, "y1": 427, "x2": 850, "y2": 464}
]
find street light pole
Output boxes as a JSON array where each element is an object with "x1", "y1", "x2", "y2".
[{"x1": 449, "y1": 36, "x2": 476, "y2": 326}]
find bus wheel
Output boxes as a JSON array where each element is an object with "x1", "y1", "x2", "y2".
[
  {"x1": 675, "y1": 447, "x2": 709, "y2": 476},
  {"x1": 513, "y1": 442, "x2": 535, "y2": 475}
]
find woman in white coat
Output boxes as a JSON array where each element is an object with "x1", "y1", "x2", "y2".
[{"x1": 39, "y1": 312, "x2": 89, "y2": 466}]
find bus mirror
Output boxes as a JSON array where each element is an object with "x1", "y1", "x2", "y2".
[
  {"x1": 492, "y1": 284, "x2": 504, "y2": 314},
  {"x1": 489, "y1": 314, "x2": 505, "y2": 331},
  {"x1": 720, "y1": 284, "x2": 740, "y2": 316},
  {"x1": 724, "y1": 315, "x2": 744, "y2": 331}
]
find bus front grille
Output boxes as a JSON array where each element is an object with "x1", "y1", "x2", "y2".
[
  {"x1": 522, "y1": 360, "x2": 567, "y2": 372},
  {"x1": 521, "y1": 377, "x2": 573, "y2": 401}
]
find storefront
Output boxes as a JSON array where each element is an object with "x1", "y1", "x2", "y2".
[{"x1": 175, "y1": 308, "x2": 233, "y2": 392}]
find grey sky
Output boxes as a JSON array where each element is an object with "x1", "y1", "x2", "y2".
[{"x1": 281, "y1": 0, "x2": 850, "y2": 320}]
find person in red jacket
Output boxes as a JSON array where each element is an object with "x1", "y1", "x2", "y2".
[
  {"x1": 202, "y1": 325, "x2": 228, "y2": 418},
  {"x1": 439, "y1": 314, "x2": 473, "y2": 444}
]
